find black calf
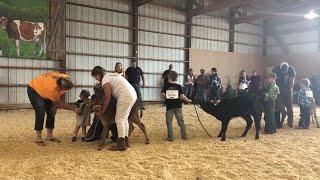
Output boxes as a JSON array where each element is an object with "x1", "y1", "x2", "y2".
[{"x1": 199, "y1": 95, "x2": 262, "y2": 141}]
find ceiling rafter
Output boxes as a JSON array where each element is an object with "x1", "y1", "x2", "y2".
[
  {"x1": 233, "y1": 0, "x2": 320, "y2": 24},
  {"x1": 188, "y1": 0, "x2": 255, "y2": 17}
]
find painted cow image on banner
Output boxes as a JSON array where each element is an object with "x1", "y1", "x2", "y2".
[
  {"x1": 0, "y1": 17, "x2": 46, "y2": 57},
  {"x1": 0, "y1": 0, "x2": 47, "y2": 58}
]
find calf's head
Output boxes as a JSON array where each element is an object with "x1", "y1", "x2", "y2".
[{"x1": 0, "y1": 17, "x2": 8, "y2": 29}]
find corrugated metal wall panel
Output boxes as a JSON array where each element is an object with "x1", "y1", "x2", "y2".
[
  {"x1": 138, "y1": 3, "x2": 186, "y2": 101},
  {"x1": 0, "y1": 57, "x2": 59, "y2": 104},
  {"x1": 191, "y1": 15, "x2": 229, "y2": 51},
  {"x1": 267, "y1": 21, "x2": 319, "y2": 55},
  {"x1": 66, "y1": 0, "x2": 131, "y2": 102},
  {"x1": 234, "y1": 23, "x2": 263, "y2": 54}
]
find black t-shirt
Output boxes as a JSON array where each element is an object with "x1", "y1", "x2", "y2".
[
  {"x1": 162, "y1": 70, "x2": 171, "y2": 86},
  {"x1": 272, "y1": 66, "x2": 296, "y2": 88},
  {"x1": 162, "y1": 83, "x2": 184, "y2": 110},
  {"x1": 125, "y1": 67, "x2": 143, "y2": 84}
]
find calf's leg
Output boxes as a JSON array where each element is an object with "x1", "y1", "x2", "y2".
[
  {"x1": 241, "y1": 115, "x2": 253, "y2": 137},
  {"x1": 253, "y1": 112, "x2": 261, "y2": 140},
  {"x1": 220, "y1": 120, "x2": 230, "y2": 141},
  {"x1": 97, "y1": 119, "x2": 109, "y2": 151}
]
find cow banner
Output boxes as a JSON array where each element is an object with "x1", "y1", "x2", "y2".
[{"x1": 0, "y1": 0, "x2": 47, "y2": 59}]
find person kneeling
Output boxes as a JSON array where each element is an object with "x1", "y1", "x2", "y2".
[{"x1": 161, "y1": 71, "x2": 192, "y2": 141}]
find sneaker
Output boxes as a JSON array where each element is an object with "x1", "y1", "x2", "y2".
[
  {"x1": 295, "y1": 126, "x2": 304, "y2": 129},
  {"x1": 71, "y1": 137, "x2": 77, "y2": 142},
  {"x1": 163, "y1": 137, "x2": 174, "y2": 141},
  {"x1": 81, "y1": 137, "x2": 86, "y2": 142},
  {"x1": 182, "y1": 136, "x2": 188, "y2": 140}
]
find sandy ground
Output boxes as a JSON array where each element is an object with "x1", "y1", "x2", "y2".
[{"x1": 1, "y1": 105, "x2": 320, "y2": 180}]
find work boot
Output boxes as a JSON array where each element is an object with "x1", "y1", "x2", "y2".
[
  {"x1": 108, "y1": 137, "x2": 126, "y2": 151},
  {"x1": 125, "y1": 136, "x2": 130, "y2": 147}
]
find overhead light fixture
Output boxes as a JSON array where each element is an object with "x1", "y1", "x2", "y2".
[{"x1": 304, "y1": 9, "x2": 318, "y2": 20}]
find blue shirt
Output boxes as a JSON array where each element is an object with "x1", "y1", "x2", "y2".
[
  {"x1": 210, "y1": 74, "x2": 221, "y2": 88},
  {"x1": 298, "y1": 87, "x2": 311, "y2": 107}
]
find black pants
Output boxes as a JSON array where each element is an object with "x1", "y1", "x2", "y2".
[
  {"x1": 275, "y1": 91, "x2": 293, "y2": 127},
  {"x1": 299, "y1": 106, "x2": 311, "y2": 128},
  {"x1": 27, "y1": 86, "x2": 55, "y2": 131},
  {"x1": 209, "y1": 86, "x2": 220, "y2": 101}
]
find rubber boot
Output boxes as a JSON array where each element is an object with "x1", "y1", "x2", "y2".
[
  {"x1": 108, "y1": 137, "x2": 126, "y2": 151},
  {"x1": 125, "y1": 136, "x2": 130, "y2": 147}
]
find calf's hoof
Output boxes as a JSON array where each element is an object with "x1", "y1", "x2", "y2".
[
  {"x1": 255, "y1": 136, "x2": 260, "y2": 140},
  {"x1": 221, "y1": 137, "x2": 226, "y2": 141},
  {"x1": 97, "y1": 141, "x2": 105, "y2": 151},
  {"x1": 145, "y1": 139, "x2": 150, "y2": 144}
]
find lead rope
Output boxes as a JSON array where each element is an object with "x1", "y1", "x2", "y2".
[{"x1": 193, "y1": 105, "x2": 212, "y2": 138}]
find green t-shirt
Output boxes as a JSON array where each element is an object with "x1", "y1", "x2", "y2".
[{"x1": 264, "y1": 82, "x2": 279, "y2": 101}]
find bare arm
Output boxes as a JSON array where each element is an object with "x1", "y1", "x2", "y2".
[
  {"x1": 141, "y1": 74, "x2": 145, "y2": 86},
  {"x1": 180, "y1": 94, "x2": 192, "y2": 103},
  {"x1": 57, "y1": 103, "x2": 81, "y2": 114},
  {"x1": 99, "y1": 83, "x2": 112, "y2": 116}
]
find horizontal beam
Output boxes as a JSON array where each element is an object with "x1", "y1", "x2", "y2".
[
  {"x1": 189, "y1": 0, "x2": 255, "y2": 17},
  {"x1": 137, "y1": 0, "x2": 153, "y2": 6}
]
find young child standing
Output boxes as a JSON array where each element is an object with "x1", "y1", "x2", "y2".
[
  {"x1": 72, "y1": 90, "x2": 92, "y2": 142},
  {"x1": 161, "y1": 71, "x2": 192, "y2": 141},
  {"x1": 297, "y1": 79, "x2": 312, "y2": 129},
  {"x1": 185, "y1": 68, "x2": 195, "y2": 99},
  {"x1": 209, "y1": 67, "x2": 222, "y2": 104},
  {"x1": 263, "y1": 73, "x2": 279, "y2": 134}
]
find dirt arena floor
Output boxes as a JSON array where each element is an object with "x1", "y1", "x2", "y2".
[{"x1": 1, "y1": 104, "x2": 320, "y2": 179}]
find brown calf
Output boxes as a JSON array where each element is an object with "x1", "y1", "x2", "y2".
[{"x1": 92, "y1": 83, "x2": 150, "y2": 150}]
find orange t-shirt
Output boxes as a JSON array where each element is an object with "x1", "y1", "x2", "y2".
[{"x1": 28, "y1": 72, "x2": 70, "y2": 102}]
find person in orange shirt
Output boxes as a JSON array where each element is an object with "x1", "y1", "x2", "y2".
[{"x1": 27, "y1": 72, "x2": 73, "y2": 146}]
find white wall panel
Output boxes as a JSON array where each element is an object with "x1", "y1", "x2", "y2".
[
  {"x1": 234, "y1": 23, "x2": 263, "y2": 54},
  {"x1": 66, "y1": 0, "x2": 132, "y2": 102},
  {"x1": 267, "y1": 21, "x2": 319, "y2": 56},
  {"x1": 191, "y1": 15, "x2": 229, "y2": 51},
  {"x1": 0, "y1": 57, "x2": 59, "y2": 104},
  {"x1": 138, "y1": 3, "x2": 186, "y2": 101}
]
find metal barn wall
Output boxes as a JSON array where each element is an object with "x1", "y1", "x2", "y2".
[
  {"x1": 267, "y1": 20, "x2": 319, "y2": 56},
  {"x1": 138, "y1": 3, "x2": 186, "y2": 101},
  {"x1": 234, "y1": 23, "x2": 263, "y2": 55},
  {"x1": 191, "y1": 14, "x2": 229, "y2": 51},
  {"x1": 0, "y1": 57, "x2": 60, "y2": 104},
  {"x1": 66, "y1": 0, "x2": 131, "y2": 102}
]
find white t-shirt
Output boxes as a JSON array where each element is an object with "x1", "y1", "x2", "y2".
[{"x1": 101, "y1": 73, "x2": 136, "y2": 99}]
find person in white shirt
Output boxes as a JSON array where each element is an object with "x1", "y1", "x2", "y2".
[
  {"x1": 91, "y1": 66, "x2": 137, "y2": 151},
  {"x1": 114, "y1": 62, "x2": 124, "y2": 77}
]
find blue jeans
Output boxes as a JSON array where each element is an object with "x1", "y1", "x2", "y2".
[
  {"x1": 27, "y1": 86, "x2": 55, "y2": 131},
  {"x1": 132, "y1": 83, "x2": 142, "y2": 103},
  {"x1": 264, "y1": 100, "x2": 276, "y2": 134},
  {"x1": 165, "y1": 108, "x2": 187, "y2": 139},
  {"x1": 194, "y1": 85, "x2": 206, "y2": 104},
  {"x1": 184, "y1": 84, "x2": 194, "y2": 99}
]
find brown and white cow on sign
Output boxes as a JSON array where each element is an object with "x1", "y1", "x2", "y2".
[{"x1": 0, "y1": 17, "x2": 46, "y2": 56}]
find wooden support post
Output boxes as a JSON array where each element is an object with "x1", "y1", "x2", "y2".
[
  {"x1": 263, "y1": 20, "x2": 267, "y2": 56},
  {"x1": 185, "y1": 0, "x2": 192, "y2": 73},
  {"x1": 229, "y1": 8, "x2": 235, "y2": 52},
  {"x1": 318, "y1": 9, "x2": 320, "y2": 52},
  {"x1": 132, "y1": 0, "x2": 139, "y2": 63}
]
